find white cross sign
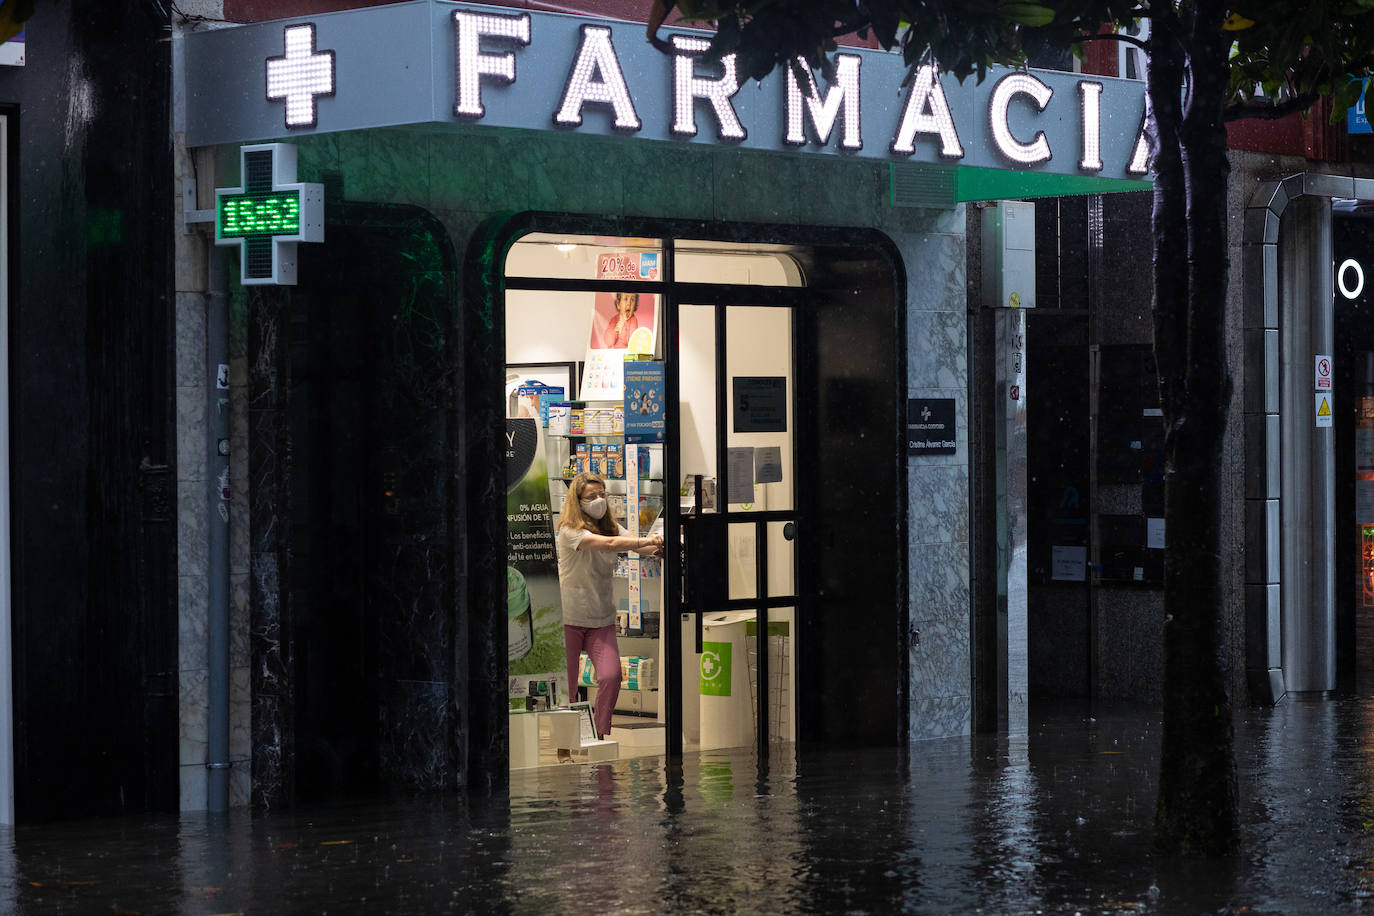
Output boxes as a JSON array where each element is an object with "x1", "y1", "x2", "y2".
[{"x1": 266, "y1": 23, "x2": 335, "y2": 129}]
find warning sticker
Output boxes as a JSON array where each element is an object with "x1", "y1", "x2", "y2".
[{"x1": 1317, "y1": 392, "x2": 1334, "y2": 428}]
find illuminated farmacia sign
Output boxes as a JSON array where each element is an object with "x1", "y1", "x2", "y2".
[{"x1": 186, "y1": 1, "x2": 1150, "y2": 182}]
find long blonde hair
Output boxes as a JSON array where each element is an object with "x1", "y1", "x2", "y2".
[{"x1": 557, "y1": 470, "x2": 619, "y2": 536}]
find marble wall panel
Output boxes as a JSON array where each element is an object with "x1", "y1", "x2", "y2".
[
  {"x1": 178, "y1": 479, "x2": 209, "y2": 580},
  {"x1": 910, "y1": 617, "x2": 970, "y2": 700},
  {"x1": 880, "y1": 202, "x2": 968, "y2": 238},
  {"x1": 229, "y1": 572, "x2": 250, "y2": 669},
  {"x1": 179, "y1": 666, "x2": 208, "y2": 768},
  {"x1": 908, "y1": 310, "x2": 967, "y2": 391},
  {"x1": 229, "y1": 763, "x2": 251, "y2": 809},
  {"x1": 291, "y1": 132, "x2": 342, "y2": 183},
  {"x1": 179, "y1": 763, "x2": 207, "y2": 814},
  {"x1": 711, "y1": 149, "x2": 802, "y2": 224},
  {"x1": 250, "y1": 692, "x2": 288, "y2": 810},
  {"x1": 909, "y1": 464, "x2": 970, "y2": 545},
  {"x1": 176, "y1": 292, "x2": 206, "y2": 388},
  {"x1": 176, "y1": 386, "x2": 206, "y2": 482},
  {"x1": 617, "y1": 141, "x2": 716, "y2": 220},
  {"x1": 899, "y1": 233, "x2": 966, "y2": 312},
  {"x1": 230, "y1": 666, "x2": 251, "y2": 760},
  {"x1": 378, "y1": 680, "x2": 453, "y2": 791},
  {"x1": 909, "y1": 696, "x2": 972, "y2": 739},
  {"x1": 178, "y1": 573, "x2": 209, "y2": 675},
  {"x1": 340, "y1": 128, "x2": 431, "y2": 207},
  {"x1": 792, "y1": 157, "x2": 886, "y2": 228},
  {"x1": 909, "y1": 540, "x2": 971, "y2": 621}
]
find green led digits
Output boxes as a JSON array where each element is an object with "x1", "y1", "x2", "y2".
[{"x1": 218, "y1": 191, "x2": 301, "y2": 238}]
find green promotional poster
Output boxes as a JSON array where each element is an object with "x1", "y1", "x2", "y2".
[
  {"x1": 699, "y1": 641, "x2": 733, "y2": 697},
  {"x1": 506, "y1": 414, "x2": 569, "y2": 701}
]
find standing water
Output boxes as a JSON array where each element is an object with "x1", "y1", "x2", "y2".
[{"x1": 2, "y1": 699, "x2": 1373, "y2": 913}]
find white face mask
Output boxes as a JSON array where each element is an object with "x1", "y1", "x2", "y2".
[{"x1": 580, "y1": 496, "x2": 607, "y2": 520}]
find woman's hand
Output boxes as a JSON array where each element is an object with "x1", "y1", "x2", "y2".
[{"x1": 643, "y1": 533, "x2": 665, "y2": 558}]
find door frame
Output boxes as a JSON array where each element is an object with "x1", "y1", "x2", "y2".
[
  {"x1": 0, "y1": 112, "x2": 13, "y2": 825},
  {"x1": 476, "y1": 213, "x2": 908, "y2": 788},
  {"x1": 666, "y1": 283, "x2": 807, "y2": 760}
]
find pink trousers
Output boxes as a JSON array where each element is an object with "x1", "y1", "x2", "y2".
[{"x1": 564, "y1": 624, "x2": 620, "y2": 738}]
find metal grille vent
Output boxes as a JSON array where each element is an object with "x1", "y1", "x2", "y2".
[
  {"x1": 889, "y1": 163, "x2": 956, "y2": 210},
  {"x1": 244, "y1": 149, "x2": 273, "y2": 193}
]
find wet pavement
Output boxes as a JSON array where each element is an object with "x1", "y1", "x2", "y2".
[{"x1": 4, "y1": 696, "x2": 1374, "y2": 914}]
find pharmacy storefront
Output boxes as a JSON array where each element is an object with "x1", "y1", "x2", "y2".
[{"x1": 179, "y1": 0, "x2": 1148, "y2": 805}]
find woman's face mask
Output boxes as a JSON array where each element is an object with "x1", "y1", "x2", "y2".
[{"x1": 581, "y1": 496, "x2": 607, "y2": 519}]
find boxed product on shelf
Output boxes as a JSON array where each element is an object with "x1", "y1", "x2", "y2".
[
  {"x1": 569, "y1": 402, "x2": 586, "y2": 436},
  {"x1": 606, "y1": 443, "x2": 624, "y2": 479},
  {"x1": 589, "y1": 443, "x2": 605, "y2": 476},
  {"x1": 638, "y1": 449, "x2": 651, "y2": 479},
  {"x1": 575, "y1": 442, "x2": 588, "y2": 474},
  {"x1": 547, "y1": 402, "x2": 571, "y2": 436},
  {"x1": 580, "y1": 654, "x2": 657, "y2": 690},
  {"x1": 612, "y1": 406, "x2": 625, "y2": 434},
  {"x1": 585, "y1": 405, "x2": 615, "y2": 434}
]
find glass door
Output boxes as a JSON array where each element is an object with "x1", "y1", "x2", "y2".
[{"x1": 666, "y1": 296, "x2": 799, "y2": 760}]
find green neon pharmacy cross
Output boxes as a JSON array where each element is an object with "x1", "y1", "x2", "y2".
[{"x1": 215, "y1": 143, "x2": 324, "y2": 285}]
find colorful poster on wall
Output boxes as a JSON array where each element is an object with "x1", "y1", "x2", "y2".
[
  {"x1": 623, "y1": 359, "x2": 665, "y2": 444},
  {"x1": 506, "y1": 387, "x2": 570, "y2": 702},
  {"x1": 582, "y1": 252, "x2": 659, "y2": 400}
]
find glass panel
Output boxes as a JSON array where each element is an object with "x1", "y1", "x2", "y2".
[
  {"x1": 504, "y1": 232, "x2": 662, "y2": 281},
  {"x1": 675, "y1": 238, "x2": 805, "y2": 287},
  {"x1": 725, "y1": 306, "x2": 794, "y2": 512},
  {"x1": 767, "y1": 520, "x2": 797, "y2": 599},
  {"x1": 697, "y1": 609, "x2": 757, "y2": 751},
  {"x1": 695, "y1": 608, "x2": 796, "y2": 748},
  {"x1": 727, "y1": 522, "x2": 757, "y2": 600},
  {"x1": 754, "y1": 608, "x2": 796, "y2": 745},
  {"x1": 678, "y1": 304, "x2": 718, "y2": 513}
]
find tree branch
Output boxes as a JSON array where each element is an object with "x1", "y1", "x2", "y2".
[
  {"x1": 1075, "y1": 32, "x2": 1149, "y2": 52},
  {"x1": 1223, "y1": 91, "x2": 1321, "y2": 122}
]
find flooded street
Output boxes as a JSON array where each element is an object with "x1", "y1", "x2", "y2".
[{"x1": 4, "y1": 697, "x2": 1374, "y2": 913}]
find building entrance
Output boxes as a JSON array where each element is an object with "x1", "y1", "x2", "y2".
[{"x1": 503, "y1": 227, "x2": 903, "y2": 772}]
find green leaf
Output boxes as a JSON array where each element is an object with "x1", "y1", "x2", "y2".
[{"x1": 997, "y1": 2, "x2": 1057, "y2": 25}]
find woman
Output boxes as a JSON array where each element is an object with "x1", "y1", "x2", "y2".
[{"x1": 556, "y1": 471, "x2": 663, "y2": 740}]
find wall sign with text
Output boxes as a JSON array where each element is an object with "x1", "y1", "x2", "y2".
[{"x1": 907, "y1": 398, "x2": 957, "y2": 455}]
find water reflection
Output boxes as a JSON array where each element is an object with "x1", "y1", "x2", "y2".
[{"x1": 5, "y1": 701, "x2": 1374, "y2": 911}]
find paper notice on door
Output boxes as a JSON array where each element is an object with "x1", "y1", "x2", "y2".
[
  {"x1": 1147, "y1": 517, "x2": 1166, "y2": 549},
  {"x1": 1051, "y1": 545, "x2": 1086, "y2": 581},
  {"x1": 726, "y1": 447, "x2": 755, "y2": 504},
  {"x1": 755, "y1": 446, "x2": 783, "y2": 484}
]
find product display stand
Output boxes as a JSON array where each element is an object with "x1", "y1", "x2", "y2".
[
  {"x1": 544, "y1": 709, "x2": 619, "y2": 761},
  {"x1": 509, "y1": 711, "x2": 541, "y2": 769}
]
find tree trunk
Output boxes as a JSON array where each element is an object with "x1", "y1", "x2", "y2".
[{"x1": 1149, "y1": 0, "x2": 1241, "y2": 856}]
